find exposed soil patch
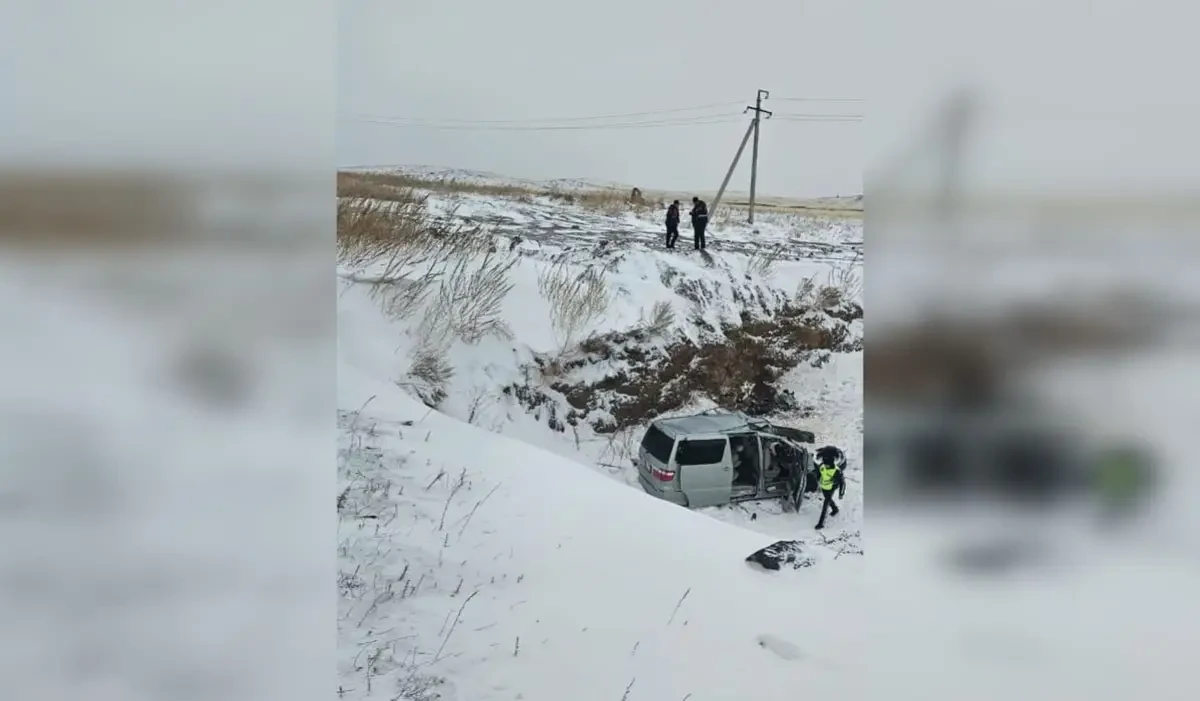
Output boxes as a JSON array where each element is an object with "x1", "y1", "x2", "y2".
[
  {"x1": 501, "y1": 383, "x2": 566, "y2": 432},
  {"x1": 506, "y1": 302, "x2": 859, "y2": 435}
]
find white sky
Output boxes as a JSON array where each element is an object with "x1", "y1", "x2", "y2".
[
  {"x1": 866, "y1": 0, "x2": 1200, "y2": 196},
  {"x1": 338, "y1": 0, "x2": 865, "y2": 198}
]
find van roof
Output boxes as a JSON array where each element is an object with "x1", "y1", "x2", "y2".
[
  {"x1": 654, "y1": 412, "x2": 754, "y2": 437},
  {"x1": 653, "y1": 412, "x2": 817, "y2": 444}
]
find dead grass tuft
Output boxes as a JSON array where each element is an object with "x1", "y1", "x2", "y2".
[
  {"x1": 406, "y1": 347, "x2": 455, "y2": 408},
  {"x1": 338, "y1": 193, "x2": 518, "y2": 346},
  {"x1": 536, "y1": 260, "x2": 610, "y2": 351},
  {"x1": 417, "y1": 250, "x2": 518, "y2": 347},
  {"x1": 339, "y1": 170, "x2": 532, "y2": 202},
  {"x1": 639, "y1": 300, "x2": 676, "y2": 337},
  {"x1": 795, "y1": 266, "x2": 864, "y2": 321},
  {"x1": 339, "y1": 170, "x2": 662, "y2": 217},
  {"x1": 747, "y1": 243, "x2": 786, "y2": 280}
]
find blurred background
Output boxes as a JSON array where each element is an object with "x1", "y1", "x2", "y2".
[
  {"x1": 866, "y1": 0, "x2": 1200, "y2": 698},
  {"x1": 0, "y1": 2, "x2": 332, "y2": 700}
]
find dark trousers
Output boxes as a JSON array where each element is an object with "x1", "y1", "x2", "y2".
[
  {"x1": 693, "y1": 220, "x2": 707, "y2": 249},
  {"x1": 666, "y1": 221, "x2": 679, "y2": 247},
  {"x1": 815, "y1": 488, "x2": 839, "y2": 528}
]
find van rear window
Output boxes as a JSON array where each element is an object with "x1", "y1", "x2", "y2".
[
  {"x1": 641, "y1": 425, "x2": 675, "y2": 463},
  {"x1": 675, "y1": 439, "x2": 727, "y2": 466}
]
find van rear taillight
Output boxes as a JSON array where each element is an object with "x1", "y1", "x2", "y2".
[{"x1": 651, "y1": 466, "x2": 676, "y2": 482}]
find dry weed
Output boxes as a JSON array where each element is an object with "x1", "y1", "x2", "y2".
[
  {"x1": 340, "y1": 170, "x2": 660, "y2": 217},
  {"x1": 339, "y1": 170, "x2": 532, "y2": 201},
  {"x1": 816, "y1": 265, "x2": 863, "y2": 308},
  {"x1": 747, "y1": 244, "x2": 786, "y2": 280},
  {"x1": 407, "y1": 347, "x2": 455, "y2": 407},
  {"x1": 537, "y1": 261, "x2": 610, "y2": 350},
  {"x1": 339, "y1": 194, "x2": 519, "y2": 348},
  {"x1": 638, "y1": 300, "x2": 676, "y2": 337},
  {"x1": 417, "y1": 250, "x2": 518, "y2": 347},
  {"x1": 794, "y1": 274, "x2": 817, "y2": 304}
]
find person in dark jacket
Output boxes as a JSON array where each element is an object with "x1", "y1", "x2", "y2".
[
  {"x1": 689, "y1": 197, "x2": 709, "y2": 250},
  {"x1": 665, "y1": 200, "x2": 681, "y2": 248},
  {"x1": 814, "y1": 446, "x2": 847, "y2": 530}
]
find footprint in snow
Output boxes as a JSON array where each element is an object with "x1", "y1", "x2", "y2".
[{"x1": 755, "y1": 634, "x2": 804, "y2": 661}]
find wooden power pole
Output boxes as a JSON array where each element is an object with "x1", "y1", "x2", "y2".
[
  {"x1": 746, "y1": 89, "x2": 772, "y2": 224},
  {"x1": 711, "y1": 90, "x2": 772, "y2": 223}
]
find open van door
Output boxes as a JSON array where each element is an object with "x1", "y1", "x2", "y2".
[
  {"x1": 787, "y1": 458, "x2": 807, "y2": 512},
  {"x1": 676, "y1": 436, "x2": 732, "y2": 508}
]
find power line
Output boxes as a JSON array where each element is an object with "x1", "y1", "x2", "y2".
[
  {"x1": 348, "y1": 100, "x2": 747, "y2": 126},
  {"x1": 352, "y1": 112, "x2": 861, "y2": 131},
  {"x1": 352, "y1": 114, "x2": 750, "y2": 131},
  {"x1": 775, "y1": 113, "x2": 862, "y2": 121},
  {"x1": 773, "y1": 96, "x2": 863, "y2": 103}
]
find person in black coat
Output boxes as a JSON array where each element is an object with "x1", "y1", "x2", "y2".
[
  {"x1": 689, "y1": 197, "x2": 709, "y2": 250},
  {"x1": 665, "y1": 200, "x2": 681, "y2": 248}
]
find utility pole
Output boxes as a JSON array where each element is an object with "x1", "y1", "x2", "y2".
[
  {"x1": 710, "y1": 120, "x2": 755, "y2": 218},
  {"x1": 746, "y1": 89, "x2": 772, "y2": 224}
]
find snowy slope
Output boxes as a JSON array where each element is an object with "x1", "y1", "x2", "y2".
[
  {"x1": 338, "y1": 284, "x2": 863, "y2": 701},
  {"x1": 340, "y1": 188, "x2": 862, "y2": 534},
  {"x1": 337, "y1": 182, "x2": 864, "y2": 700}
]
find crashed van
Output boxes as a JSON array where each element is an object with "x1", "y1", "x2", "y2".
[{"x1": 633, "y1": 410, "x2": 820, "y2": 510}]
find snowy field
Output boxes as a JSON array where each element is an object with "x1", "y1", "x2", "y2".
[
  {"x1": 337, "y1": 177, "x2": 864, "y2": 700},
  {"x1": 345, "y1": 164, "x2": 865, "y2": 215}
]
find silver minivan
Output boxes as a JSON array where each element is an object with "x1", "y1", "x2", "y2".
[{"x1": 633, "y1": 410, "x2": 817, "y2": 510}]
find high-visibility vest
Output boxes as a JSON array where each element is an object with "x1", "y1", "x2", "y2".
[{"x1": 819, "y1": 465, "x2": 839, "y2": 491}]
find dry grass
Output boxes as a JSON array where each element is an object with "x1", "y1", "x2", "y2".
[
  {"x1": 338, "y1": 187, "x2": 519, "y2": 410},
  {"x1": 406, "y1": 347, "x2": 455, "y2": 408},
  {"x1": 746, "y1": 243, "x2": 786, "y2": 280},
  {"x1": 338, "y1": 193, "x2": 517, "y2": 346},
  {"x1": 638, "y1": 301, "x2": 676, "y2": 337},
  {"x1": 536, "y1": 260, "x2": 611, "y2": 351},
  {"x1": 339, "y1": 170, "x2": 534, "y2": 202},
  {"x1": 339, "y1": 170, "x2": 664, "y2": 218},
  {"x1": 795, "y1": 265, "x2": 863, "y2": 311},
  {"x1": 418, "y1": 251, "x2": 517, "y2": 345}
]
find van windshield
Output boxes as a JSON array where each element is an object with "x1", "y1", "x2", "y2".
[{"x1": 641, "y1": 425, "x2": 675, "y2": 463}]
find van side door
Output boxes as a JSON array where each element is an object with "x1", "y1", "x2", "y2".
[
  {"x1": 675, "y1": 435, "x2": 732, "y2": 508},
  {"x1": 787, "y1": 445, "x2": 808, "y2": 511}
]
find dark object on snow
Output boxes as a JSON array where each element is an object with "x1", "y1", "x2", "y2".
[{"x1": 746, "y1": 540, "x2": 815, "y2": 571}]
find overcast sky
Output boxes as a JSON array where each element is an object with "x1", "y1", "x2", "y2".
[{"x1": 338, "y1": 0, "x2": 865, "y2": 198}]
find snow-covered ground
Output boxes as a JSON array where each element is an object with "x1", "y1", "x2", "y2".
[
  {"x1": 346, "y1": 164, "x2": 865, "y2": 212},
  {"x1": 337, "y1": 182, "x2": 864, "y2": 700}
]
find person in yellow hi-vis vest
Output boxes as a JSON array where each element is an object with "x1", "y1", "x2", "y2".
[{"x1": 814, "y1": 446, "x2": 847, "y2": 530}]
